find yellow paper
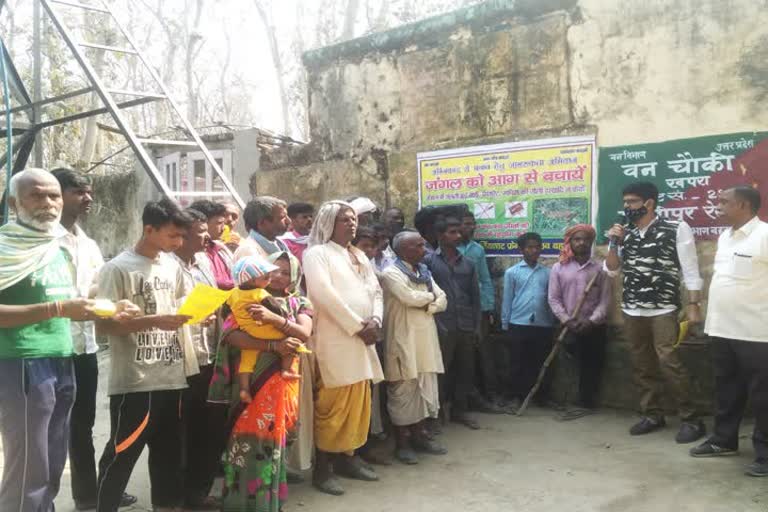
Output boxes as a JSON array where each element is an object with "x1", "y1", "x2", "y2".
[
  {"x1": 296, "y1": 345, "x2": 312, "y2": 354},
  {"x1": 177, "y1": 284, "x2": 233, "y2": 324},
  {"x1": 677, "y1": 320, "x2": 689, "y2": 346}
]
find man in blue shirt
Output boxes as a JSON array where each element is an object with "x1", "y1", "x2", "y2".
[
  {"x1": 500, "y1": 232, "x2": 555, "y2": 406},
  {"x1": 458, "y1": 210, "x2": 500, "y2": 404}
]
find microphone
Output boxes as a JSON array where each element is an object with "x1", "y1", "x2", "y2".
[{"x1": 608, "y1": 213, "x2": 627, "y2": 250}]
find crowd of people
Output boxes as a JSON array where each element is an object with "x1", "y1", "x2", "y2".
[{"x1": 0, "y1": 166, "x2": 767, "y2": 512}]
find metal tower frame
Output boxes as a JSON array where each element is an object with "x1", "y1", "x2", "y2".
[{"x1": 0, "y1": 0, "x2": 246, "y2": 208}]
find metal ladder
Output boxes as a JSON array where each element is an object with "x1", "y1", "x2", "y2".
[{"x1": 33, "y1": 0, "x2": 246, "y2": 208}]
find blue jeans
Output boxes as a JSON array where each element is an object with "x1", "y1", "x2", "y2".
[{"x1": 0, "y1": 357, "x2": 76, "y2": 512}]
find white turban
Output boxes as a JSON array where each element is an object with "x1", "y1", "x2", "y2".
[
  {"x1": 308, "y1": 200, "x2": 356, "y2": 247},
  {"x1": 349, "y1": 197, "x2": 377, "y2": 216}
]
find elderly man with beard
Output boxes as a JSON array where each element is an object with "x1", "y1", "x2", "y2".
[
  {"x1": 0, "y1": 169, "x2": 137, "y2": 512},
  {"x1": 381, "y1": 231, "x2": 448, "y2": 464},
  {"x1": 303, "y1": 200, "x2": 385, "y2": 496}
]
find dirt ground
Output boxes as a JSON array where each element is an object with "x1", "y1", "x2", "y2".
[{"x1": 3, "y1": 353, "x2": 768, "y2": 512}]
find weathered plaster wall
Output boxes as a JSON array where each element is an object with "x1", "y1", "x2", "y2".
[
  {"x1": 254, "y1": 0, "x2": 768, "y2": 411},
  {"x1": 81, "y1": 169, "x2": 145, "y2": 259}
]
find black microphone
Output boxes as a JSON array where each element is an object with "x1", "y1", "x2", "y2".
[{"x1": 608, "y1": 213, "x2": 627, "y2": 250}]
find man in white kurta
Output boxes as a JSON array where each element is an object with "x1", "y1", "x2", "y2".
[
  {"x1": 381, "y1": 231, "x2": 448, "y2": 464},
  {"x1": 303, "y1": 200, "x2": 384, "y2": 495}
]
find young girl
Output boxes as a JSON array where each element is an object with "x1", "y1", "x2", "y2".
[{"x1": 228, "y1": 256, "x2": 300, "y2": 404}]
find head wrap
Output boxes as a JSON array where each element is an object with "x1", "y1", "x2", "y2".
[
  {"x1": 349, "y1": 197, "x2": 377, "y2": 216},
  {"x1": 267, "y1": 250, "x2": 302, "y2": 295},
  {"x1": 231, "y1": 256, "x2": 279, "y2": 287},
  {"x1": 559, "y1": 224, "x2": 596, "y2": 263},
  {"x1": 308, "y1": 200, "x2": 355, "y2": 247}
]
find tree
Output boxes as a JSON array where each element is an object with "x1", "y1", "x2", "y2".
[{"x1": 253, "y1": 0, "x2": 292, "y2": 137}]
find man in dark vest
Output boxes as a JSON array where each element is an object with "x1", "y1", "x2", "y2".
[{"x1": 606, "y1": 181, "x2": 705, "y2": 444}]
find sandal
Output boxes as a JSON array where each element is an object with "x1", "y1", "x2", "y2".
[
  {"x1": 312, "y1": 475, "x2": 345, "y2": 496},
  {"x1": 558, "y1": 407, "x2": 595, "y2": 421},
  {"x1": 395, "y1": 447, "x2": 419, "y2": 465}
]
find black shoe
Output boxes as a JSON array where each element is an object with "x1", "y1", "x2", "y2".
[
  {"x1": 629, "y1": 416, "x2": 666, "y2": 435},
  {"x1": 675, "y1": 420, "x2": 706, "y2": 444},
  {"x1": 286, "y1": 469, "x2": 305, "y2": 484},
  {"x1": 469, "y1": 394, "x2": 505, "y2": 414},
  {"x1": 411, "y1": 436, "x2": 447, "y2": 455},
  {"x1": 313, "y1": 475, "x2": 345, "y2": 496},
  {"x1": 690, "y1": 440, "x2": 738, "y2": 457},
  {"x1": 334, "y1": 455, "x2": 379, "y2": 481},
  {"x1": 746, "y1": 458, "x2": 768, "y2": 477},
  {"x1": 75, "y1": 501, "x2": 96, "y2": 511},
  {"x1": 395, "y1": 447, "x2": 419, "y2": 465},
  {"x1": 450, "y1": 412, "x2": 481, "y2": 430},
  {"x1": 120, "y1": 493, "x2": 138, "y2": 508}
]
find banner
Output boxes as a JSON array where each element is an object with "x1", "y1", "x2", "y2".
[
  {"x1": 596, "y1": 132, "x2": 768, "y2": 240},
  {"x1": 417, "y1": 136, "x2": 596, "y2": 257}
]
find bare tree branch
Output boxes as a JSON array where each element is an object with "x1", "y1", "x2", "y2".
[{"x1": 253, "y1": 0, "x2": 291, "y2": 136}]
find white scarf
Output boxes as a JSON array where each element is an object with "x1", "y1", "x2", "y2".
[{"x1": 0, "y1": 221, "x2": 67, "y2": 291}]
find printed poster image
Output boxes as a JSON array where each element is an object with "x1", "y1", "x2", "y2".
[
  {"x1": 596, "y1": 132, "x2": 768, "y2": 240},
  {"x1": 418, "y1": 136, "x2": 596, "y2": 257}
]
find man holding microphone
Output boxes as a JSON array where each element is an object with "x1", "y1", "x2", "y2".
[{"x1": 605, "y1": 181, "x2": 705, "y2": 443}]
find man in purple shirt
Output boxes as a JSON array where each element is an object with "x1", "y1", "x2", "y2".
[{"x1": 548, "y1": 224, "x2": 611, "y2": 420}]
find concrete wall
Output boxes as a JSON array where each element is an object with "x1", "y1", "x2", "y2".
[{"x1": 253, "y1": 0, "x2": 768, "y2": 412}]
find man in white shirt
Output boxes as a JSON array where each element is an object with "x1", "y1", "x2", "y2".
[
  {"x1": 303, "y1": 200, "x2": 384, "y2": 495},
  {"x1": 690, "y1": 186, "x2": 768, "y2": 477},
  {"x1": 606, "y1": 181, "x2": 705, "y2": 443},
  {"x1": 51, "y1": 168, "x2": 138, "y2": 511}
]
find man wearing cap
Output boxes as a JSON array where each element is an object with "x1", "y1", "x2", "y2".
[{"x1": 548, "y1": 224, "x2": 611, "y2": 420}]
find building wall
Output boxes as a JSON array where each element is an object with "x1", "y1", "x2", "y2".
[{"x1": 254, "y1": 0, "x2": 768, "y2": 411}]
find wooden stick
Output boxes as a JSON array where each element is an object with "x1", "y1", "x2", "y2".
[{"x1": 517, "y1": 271, "x2": 601, "y2": 416}]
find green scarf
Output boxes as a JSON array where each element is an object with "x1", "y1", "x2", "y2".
[{"x1": 0, "y1": 221, "x2": 67, "y2": 291}]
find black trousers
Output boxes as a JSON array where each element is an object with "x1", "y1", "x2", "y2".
[
  {"x1": 183, "y1": 364, "x2": 228, "y2": 504},
  {"x1": 563, "y1": 324, "x2": 607, "y2": 409},
  {"x1": 97, "y1": 390, "x2": 184, "y2": 512},
  {"x1": 69, "y1": 353, "x2": 99, "y2": 505},
  {"x1": 710, "y1": 337, "x2": 768, "y2": 458},
  {"x1": 475, "y1": 313, "x2": 500, "y2": 398},
  {"x1": 438, "y1": 330, "x2": 476, "y2": 414},
  {"x1": 503, "y1": 325, "x2": 555, "y2": 401}
]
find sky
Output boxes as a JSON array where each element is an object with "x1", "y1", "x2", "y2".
[{"x1": 0, "y1": 0, "x2": 477, "y2": 140}]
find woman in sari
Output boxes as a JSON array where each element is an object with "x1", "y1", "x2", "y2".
[{"x1": 209, "y1": 251, "x2": 312, "y2": 512}]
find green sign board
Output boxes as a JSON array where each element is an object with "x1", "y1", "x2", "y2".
[{"x1": 597, "y1": 131, "x2": 768, "y2": 241}]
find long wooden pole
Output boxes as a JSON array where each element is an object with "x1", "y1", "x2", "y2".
[{"x1": 517, "y1": 271, "x2": 601, "y2": 416}]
